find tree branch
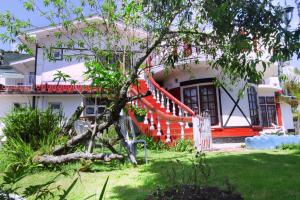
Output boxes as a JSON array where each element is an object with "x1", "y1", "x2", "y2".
[{"x1": 33, "y1": 152, "x2": 124, "y2": 164}]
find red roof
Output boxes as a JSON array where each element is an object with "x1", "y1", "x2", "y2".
[{"x1": 0, "y1": 84, "x2": 102, "y2": 94}]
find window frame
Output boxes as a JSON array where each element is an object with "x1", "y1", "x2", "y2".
[
  {"x1": 48, "y1": 102, "x2": 62, "y2": 114},
  {"x1": 84, "y1": 97, "x2": 106, "y2": 116},
  {"x1": 52, "y1": 49, "x2": 63, "y2": 61},
  {"x1": 247, "y1": 86, "x2": 260, "y2": 126},
  {"x1": 181, "y1": 83, "x2": 220, "y2": 126},
  {"x1": 259, "y1": 96, "x2": 277, "y2": 127}
]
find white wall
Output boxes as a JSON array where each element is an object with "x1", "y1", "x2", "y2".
[
  {"x1": 155, "y1": 62, "x2": 252, "y2": 127},
  {"x1": 280, "y1": 102, "x2": 295, "y2": 130},
  {"x1": 37, "y1": 95, "x2": 83, "y2": 119},
  {"x1": 0, "y1": 96, "x2": 32, "y2": 118},
  {"x1": 219, "y1": 84, "x2": 251, "y2": 127}
]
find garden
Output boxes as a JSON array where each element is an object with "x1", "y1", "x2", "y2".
[{"x1": 0, "y1": 108, "x2": 300, "y2": 200}]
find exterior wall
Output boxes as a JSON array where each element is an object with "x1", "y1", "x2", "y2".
[
  {"x1": 219, "y1": 84, "x2": 251, "y2": 127},
  {"x1": 0, "y1": 96, "x2": 32, "y2": 118},
  {"x1": 156, "y1": 63, "x2": 253, "y2": 128},
  {"x1": 36, "y1": 95, "x2": 83, "y2": 119},
  {"x1": 36, "y1": 48, "x2": 88, "y2": 85},
  {"x1": 280, "y1": 102, "x2": 295, "y2": 130}
]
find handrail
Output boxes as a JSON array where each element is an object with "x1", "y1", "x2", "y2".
[
  {"x1": 148, "y1": 75, "x2": 195, "y2": 116},
  {"x1": 130, "y1": 87, "x2": 193, "y2": 123}
]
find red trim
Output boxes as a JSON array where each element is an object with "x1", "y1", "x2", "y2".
[
  {"x1": 212, "y1": 127, "x2": 261, "y2": 138},
  {"x1": 275, "y1": 95, "x2": 283, "y2": 126}
]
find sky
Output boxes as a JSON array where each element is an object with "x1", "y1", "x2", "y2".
[{"x1": 0, "y1": 0, "x2": 299, "y2": 68}]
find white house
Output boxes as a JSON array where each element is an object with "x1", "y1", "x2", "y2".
[{"x1": 0, "y1": 18, "x2": 295, "y2": 142}]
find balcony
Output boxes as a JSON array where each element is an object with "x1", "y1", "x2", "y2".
[
  {"x1": 0, "y1": 74, "x2": 34, "y2": 93},
  {"x1": 257, "y1": 77, "x2": 281, "y2": 94}
]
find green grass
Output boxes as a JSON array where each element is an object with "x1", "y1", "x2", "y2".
[{"x1": 2, "y1": 149, "x2": 300, "y2": 200}]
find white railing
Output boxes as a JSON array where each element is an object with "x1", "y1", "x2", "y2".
[
  {"x1": 144, "y1": 74, "x2": 195, "y2": 118},
  {"x1": 149, "y1": 46, "x2": 207, "y2": 67},
  {"x1": 129, "y1": 79, "x2": 211, "y2": 149},
  {"x1": 129, "y1": 87, "x2": 193, "y2": 143},
  {"x1": 0, "y1": 74, "x2": 35, "y2": 86}
]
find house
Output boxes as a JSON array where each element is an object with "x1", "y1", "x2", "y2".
[{"x1": 0, "y1": 18, "x2": 295, "y2": 143}]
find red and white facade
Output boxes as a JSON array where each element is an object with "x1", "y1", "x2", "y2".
[{"x1": 0, "y1": 22, "x2": 295, "y2": 142}]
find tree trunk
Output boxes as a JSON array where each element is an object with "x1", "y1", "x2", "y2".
[
  {"x1": 53, "y1": 130, "x2": 92, "y2": 155},
  {"x1": 60, "y1": 105, "x2": 85, "y2": 135},
  {"x1": 33, "y1": 152, "x2": 124, "y2": 164},
  {"x1": 115, "y1": 124, "x2": 138, "y2": 165}
]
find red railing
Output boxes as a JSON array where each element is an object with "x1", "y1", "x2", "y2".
[{"x1": 148, "y1": 75, "x2": 195, "y2": 116}]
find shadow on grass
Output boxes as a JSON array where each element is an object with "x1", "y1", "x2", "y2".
[{"x1": 110, "y1": 150, "x2": 300, "y2": 200}]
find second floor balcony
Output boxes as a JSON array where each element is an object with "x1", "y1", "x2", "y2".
[{"x1": 0, "y1": 74, "x2": 34, "y2": 93}]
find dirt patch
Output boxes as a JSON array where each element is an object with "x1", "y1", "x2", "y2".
[{"x1": 147, "y1": 184, "x2": 243, "y2": 200}]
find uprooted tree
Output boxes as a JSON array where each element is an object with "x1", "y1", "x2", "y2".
[{"x1": 0, "y1": 0, "x2": 299, "y2": 165}]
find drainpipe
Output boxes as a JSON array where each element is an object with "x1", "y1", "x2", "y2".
[{"x1": 32, "y1": 44, "x2": 38, "y2": 109}]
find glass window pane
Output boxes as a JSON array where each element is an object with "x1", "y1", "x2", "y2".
[
  {"x1": 259, "y1": 97, "x2": 266, "y2": 104},
  {"x1": 86, "y1": 107, "x2": 95, "y2": 115},
  {"x1": 266, "y1": 97, "x2": 275, "y2": 103}
]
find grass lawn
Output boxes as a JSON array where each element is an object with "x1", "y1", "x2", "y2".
[{"x1": 6, "y1": 148, "x2": 300, "y2": 200}]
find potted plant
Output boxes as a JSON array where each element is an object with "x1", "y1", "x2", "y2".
[{"x1": 130, "y1": 105, "x2": 147, "y2": 122}]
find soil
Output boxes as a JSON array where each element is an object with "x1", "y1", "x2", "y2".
[{"x1": 147, "y1": 184, "x2": 243, "y2": 200}]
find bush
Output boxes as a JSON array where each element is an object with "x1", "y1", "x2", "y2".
[
  {"x1": 3, "y1": 107, "x2": 62, "y2": 151},
  {"x1": 1, "y1": 108, "x2": 65, "y2": 168},
  {"x1": 172, "y1": 139, "x2": 194, "y2": 152},
  {"x1": 280, "y1": 143, "x2": 300, "y2": 150},
  {"x1": 136, "y1": 135, "x2": 168, "y2": 150}
]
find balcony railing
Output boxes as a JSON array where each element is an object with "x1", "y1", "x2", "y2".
[{"x1": 0, "y1": 74, "x2": 35, "y2": 93}]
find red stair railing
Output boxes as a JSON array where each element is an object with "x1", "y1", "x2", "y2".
[{"x1": 129, "y1": 86, "x2": 193, "y2": 142}]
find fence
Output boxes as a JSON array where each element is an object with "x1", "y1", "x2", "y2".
[{"x1": 192, "y1": 112, "x2": 212, "y2": 151}]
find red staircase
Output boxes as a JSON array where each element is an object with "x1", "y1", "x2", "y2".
[{"x1": 128, "y1": 75, "x2": 196, "y2": 144}]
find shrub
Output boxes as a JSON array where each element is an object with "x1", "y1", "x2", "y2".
[
  {"x1": 280, "y1": 143, "x2": 300, "y2": 150},
  {"x1": 1, "y1": 108, "x2": 65, "y2": 168},
  {"x1": 136, "y1": 135, "x2": 168, "y2": 150},
  {"x1": 3, "y1": 107, "x2": 62, "y2": 151},
  {"x1": 172, "y1": 139, "x2": 194, "y2": 152}
]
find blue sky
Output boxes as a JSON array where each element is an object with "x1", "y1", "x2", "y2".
[{"x1": 0, "y1": 0, "x2": 299, "y2": 68}]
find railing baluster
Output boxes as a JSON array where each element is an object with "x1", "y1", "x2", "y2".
[
  {"x1": 172, "y1": 101, "x2": 176, "y2": 116},
  {"x1": 178, "y1": 107, "x2": 182, "y2": 117},
  {"x1": 157, "y1": 116, "x2": 162, "y2": 136},
  {"x1": 156, "y1": 90, "x2": 160, "y2": 104},
  {"x1": 153, "y1": 88, "x2": 156, "y2": 100},
  {"x1": 184, "y1": 111, "x2": 189, "y2": 128},
  {"x1": 149, "y1": 110, "x2": 155, "y2": 130},
  {"x1": 166, "y1": 97, "x2": 170, "y2": 113},
  {"x1": 160, "y1": 92, "x2": 165, "y2": 108},
  {"x1": 166, "y1": 120, "x2": 171, "y2": 143},
  {"x1": 180, "y1": 121, "x2": 185, "y2": 139},
  {"x1": 144, "y1": 105, "x2": 149, "y2": 125}
]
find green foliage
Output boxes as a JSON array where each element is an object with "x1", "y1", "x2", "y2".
[
  {"x1": 280, "y1": 143, "x2": 300, "y2": 150},
  {"x1": 172, "y1": 139, "x2": 194, "y2": 152},
  {"x1": 98, "y1": 176, "x2": 109, "y2": 200},
  {"x1": 129, "y1": 105, "x2": 147, "y2": 117},
  {"x1": 165, "y1": 152, "x2": 211, "y2": 187},
  {"x1": 1, "y1": 108, "x2": 65, "y2": 168},
  {"x1": 137, "y1": 135, "x2": 168, "y2": 151},
  {"x1": 53, "y1": 70, "x2": 71, "y2": 84}
]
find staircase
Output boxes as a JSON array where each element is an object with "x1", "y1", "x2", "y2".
[{"x1": 128, "y1": 74, "x2": 197, "y2": 145}]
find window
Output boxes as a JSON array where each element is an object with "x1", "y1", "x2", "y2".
[
  {"x1": 182, "y1": 85, "x2": 219, "y2": 125},
  {"x1": 259, "y1": 96, "x2": 277, "y2": 127},
  {"x1": 85, "y1": 97, "x2": 106, "y2": 116},
  {"x1": 49, "y1": 102, "x2": 62, "y2": 113},
  {"x1": 183, "y1": 87, "x2": 199, "y2": 114},
  {"x1": 52, "y1": 49, "x2": 63, "y2": 60},
  {"x1": 247, "y1": 86, "x2": 260, "y2": 125},
  {"x1": 13, "y1": 103, "x2": 27, "y2": 109},
  {"x1": 199, "y1": 85, "x2": 218, "y2": 125}
]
